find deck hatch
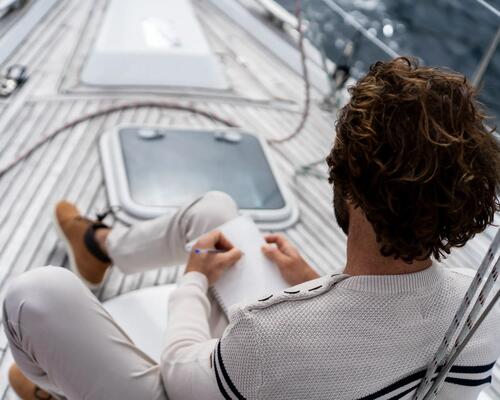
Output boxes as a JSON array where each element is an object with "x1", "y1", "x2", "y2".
[
  {"x1": 81, "y1": 0, "x2": 228, "y2": 90},
  {"x1": 100, "y1": 126, "x2": 298, "y2": 229}
]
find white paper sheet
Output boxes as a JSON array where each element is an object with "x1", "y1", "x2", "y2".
[{"x1": 211, "y1": 216, "x2": 289, "y2": 313}]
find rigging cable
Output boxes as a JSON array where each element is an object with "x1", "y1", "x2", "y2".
[
  {"x1": 413, "y1": 230, "x2": 500, "y2": 400},
  {"x1": 422, "y1": 282, "x2": 500, "y2": 399}
]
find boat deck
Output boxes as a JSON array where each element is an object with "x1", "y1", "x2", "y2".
[{"x1": 0, "y1": 0, "x2": 497, "y2": 398}]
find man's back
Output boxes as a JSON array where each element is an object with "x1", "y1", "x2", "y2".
[
  {"x1": 162, "y1": 58, "x2": 500, "y2": 400},
  {"x1": 218, "y1": 266, "x2": 500, "y2": 399}
]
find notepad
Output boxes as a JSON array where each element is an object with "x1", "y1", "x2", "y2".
[{"x1": 207, "y1": 215, "x2": 289, "y2": 314}]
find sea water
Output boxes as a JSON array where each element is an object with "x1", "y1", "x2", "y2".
[{"x1": 277, "y1": 0, "x2": 499, "y2": 121}]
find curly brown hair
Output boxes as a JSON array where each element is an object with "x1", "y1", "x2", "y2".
[{"x1": 327, "y1": 57, "x2": 500, "y2": 262}]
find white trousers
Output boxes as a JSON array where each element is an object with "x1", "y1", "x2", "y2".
[{"x1": 3, "y1": 191, "x2": 238, "y2": 400}]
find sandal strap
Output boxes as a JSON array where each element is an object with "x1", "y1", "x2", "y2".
[
  {"x1": 34, "y1": 387, "x2": 53, "y2": 399},
  {"x1": 83, "y1": 222, "x2": 111, "y2": 263}
]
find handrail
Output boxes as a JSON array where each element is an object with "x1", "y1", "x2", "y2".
[
  {"x1": 473, "y1": 1, "x2": 500, "y2": 87},
  {"x1": 472, "y1": 26, "x2": 500, "y2": 87},
  {"x1": 257, "y1": 0, "x2": 499, "y2": 99},
  {"x1": 259, "y1": 0, "x2": 500, "y2": 82},
  {"x1": 477, "y1": 0, "x2": 500, "y2": 18},
  {"x1": 318, "y1": 0, "x2": 500, "y2": 91},
  {"x1": 318, "y1": 0, "x2": 400, "y2": 59}
]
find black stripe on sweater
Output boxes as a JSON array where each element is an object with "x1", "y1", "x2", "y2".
[
  {"x1": 450, "y1": 361, "x2": 496, "y2": 374},
  {"x1": 445, "y1": 376, "x2": 492, "y2": 387},
  {"x1": 213, "y1": 349, "x2": 233, "y2": 400},
  {"x1": 213, "y1": 341, "x2": 494, "y2": 400},
  {"x1": 357, "y1": 369, "x2": 427, "y2": 400},
  {"x1": 386, "y1": 384, "x2": 420, "y2": 400},
  {"x1": 357, "y1": 362, "x2": 495, "y2": 400},
  {"x1": 217, "y1": 340, "x2": 246, "y2": 400}
]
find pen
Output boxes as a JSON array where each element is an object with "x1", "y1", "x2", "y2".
[
  {"x1": 184, "y1": 243, "x2": 226, "y2": 254},
  {"x1": 192, "y1": 248, "x2": 225, "y2": 254}
]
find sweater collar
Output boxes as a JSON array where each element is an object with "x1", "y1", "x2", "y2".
[{"x1": 336, "y1": 263, "x2": 442, "y2": 294}]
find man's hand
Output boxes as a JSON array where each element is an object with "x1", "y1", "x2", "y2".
[
  {"x1": 261, "y1": 234, "x2": 319, "y2": 286},
  {"x1": 185, "y1": 230, "x2": 243, "y2": 285}
]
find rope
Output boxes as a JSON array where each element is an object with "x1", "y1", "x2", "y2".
[
  {"x1": 0, "y1": 101, "x2": 238, "y2": 179},
  {"x1": 293, "y1": 157, "x2": 327, "y2": 181},
  {"x1": 267, "y1": 0, "x2": 311, "y2": 145},
  {"x1": 413, "y1": 229, "x2": 500, "y2": 400},
  {"x1": 423, "y1": 282, "x2": 500, "y2": 399},
  {"x1": 0, "y1": 0, "x2": 311, "y2": 178},
  {"x1": 0, "y1": 0, "x2": 312, "y2": 178}
]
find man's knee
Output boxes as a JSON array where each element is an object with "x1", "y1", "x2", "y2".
[
  {"x1": 4, "y1": 267, "x2": 83, "y2": 322},
  {"x1": 192, "y1": 191, "x2": 239, "y2": 227}
]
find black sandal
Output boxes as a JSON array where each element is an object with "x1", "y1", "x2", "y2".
[{"x1": 34, "y1": 387, "x2": 53, "y2": 400}]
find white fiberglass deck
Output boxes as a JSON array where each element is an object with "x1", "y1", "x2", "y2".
[{"x1": 0, "y1": 0, "x2": 498, "y2": 399}]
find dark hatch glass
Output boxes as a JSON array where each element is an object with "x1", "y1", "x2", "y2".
[{"x1": 119, "y1": 128, "x2": 286, "y2": 210}]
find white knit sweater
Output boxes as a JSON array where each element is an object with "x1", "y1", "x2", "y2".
[{"x1": 162, "y1": 265, "x2": 500, "y2": 400}]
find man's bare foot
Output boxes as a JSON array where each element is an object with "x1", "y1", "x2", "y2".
[
  {"x1": 9, "y1": 364, "x2": 53, "y2": 400},
  {"x1": 53, "y1": 201, "x2": 112, "y2": 288}
]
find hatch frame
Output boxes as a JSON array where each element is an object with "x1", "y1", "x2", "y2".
[{"x1": 99, "y1": 125, "x2": 299, "y2": 230}]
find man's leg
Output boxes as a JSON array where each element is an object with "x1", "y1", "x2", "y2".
[
  {"x1": 53, "y1": 191, "x2": 237, "y2": 336},
  {"x1": 54, "y1": 191, "x2": 239, "y2": 284},
  {"x1": 3, "y1": 267, "x2": 167, "y2": 400},
  {"x1": 106, "y1": 191, "x2": 239, "y2": 274},
  {"x1": 106, "y1": 191, "x2": 238, "y2": 337}
]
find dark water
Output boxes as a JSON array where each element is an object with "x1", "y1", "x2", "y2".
[{"x1": 277, "y1": 0, "x2": 500, "y2": 122}]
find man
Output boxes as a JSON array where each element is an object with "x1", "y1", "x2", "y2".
[{"x1": 4, "y1": 57, "x2": 500, "y2": 400}]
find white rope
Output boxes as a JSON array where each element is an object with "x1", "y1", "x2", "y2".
[
  {"x1": 423, "y1": 279, "x2": 500, "y2": 399},
  {"x1": 413, "y1": 229, "x2": 500, "y2": 399}
]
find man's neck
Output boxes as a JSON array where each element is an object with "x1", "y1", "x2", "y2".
[{"x1": 343, "y1": 207, "x2": 432, "y2": 276}]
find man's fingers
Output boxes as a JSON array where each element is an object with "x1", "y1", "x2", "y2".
[
  {"x1": 261, "y1": 244, "x2": 289, "y2": 267},
  {"x1": 197, "y1": 230, "x2": 234, "y2": 250},
  {"x1": 264, "y1": 234, "x2": 286, "y2": 246},
  {"x1": 264, "y1": 234, "x2": 295, "y2": 255},
  {"x1": 196, "y1": 230, "x2": 219, "y2": 247},
  {"x1": 218, "y1": 248, "x2": 243, "y2": 267},
  {"x1": 216, "y1": 232, "x2": 235, "y2": 251}
]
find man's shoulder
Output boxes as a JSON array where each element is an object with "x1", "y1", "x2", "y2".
[
  {"x1": 444, "y1": 266, "x2": 476, "y2": 279},
  {"x1": 229, "y1": 274, "x2": 349, "y2": 319},
  {"x1": 441, "y1": 266, "x2": 476, "y2": 290}
]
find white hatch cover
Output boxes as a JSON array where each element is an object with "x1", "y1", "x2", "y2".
[
  {"x1": 99, "y1": 126, "x2": 299, "y2": 230},
  {"x1": 81, "y1": 0, "x2": 229, "y2": 90}
]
